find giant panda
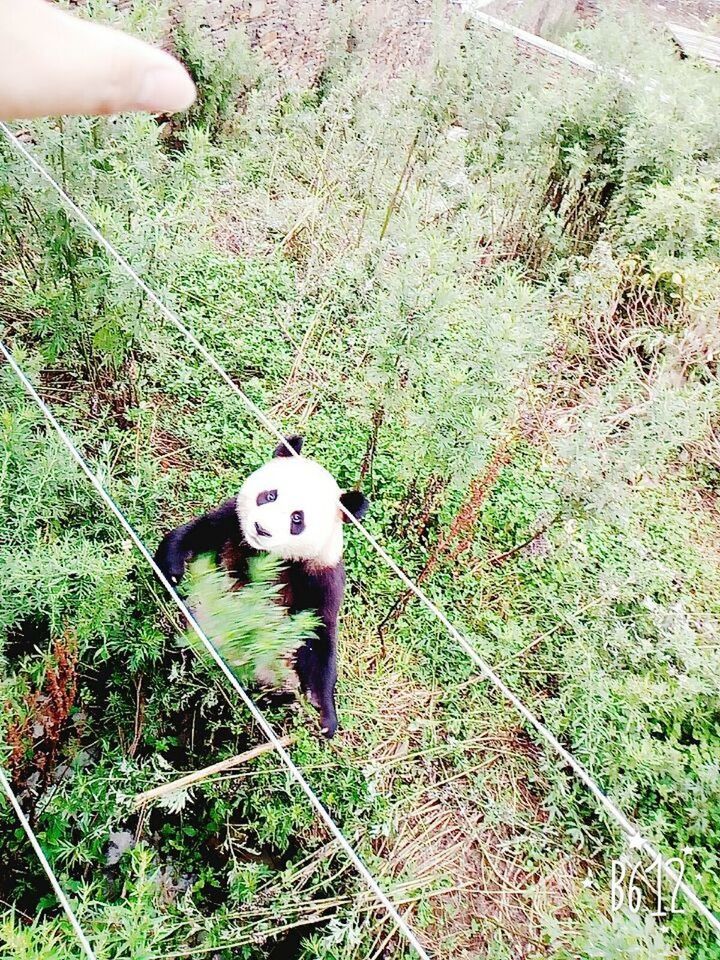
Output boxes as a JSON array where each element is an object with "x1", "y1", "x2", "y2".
[{"x1": 154, "y1": 436, "x2": 369, "y2": 738}]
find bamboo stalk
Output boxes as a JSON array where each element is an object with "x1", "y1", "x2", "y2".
[{"x1": 134, "y1": 736, "x2": 293, "y2": 806}]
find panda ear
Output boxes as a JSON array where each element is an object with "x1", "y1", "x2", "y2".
[
  {"x1": 340, "y1": 490, "x2": 370, "y2": 523},
  {"x1": 273, "y1": 435, "x2": 303, "y2": 458}
]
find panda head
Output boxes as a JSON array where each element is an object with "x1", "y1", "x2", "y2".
[{"x1": 236, "y1": 436, "x2": 369, "y2": 568}]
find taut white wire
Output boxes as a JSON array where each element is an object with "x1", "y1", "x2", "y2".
[
  {"x1": 458, "y1": 2, "x2": 599, "y2": 71},
  {"x1": 455, "y1": 3, "x2": 667, "y2": 100},
  {"x1": 0, "y1": 767, "x2": 98, "y2": 960},
  {"x1": 0, "y1": 340, "x2": 430, "y2": 960},
  {"x1": 1, "y1": 122, "x2": 718, "y2": 940}
]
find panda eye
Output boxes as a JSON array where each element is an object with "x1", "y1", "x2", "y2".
[
  {"x1": 267, "y1": 491, "x2": 277, "y2": 502},
  {"x1": 256, "y1": 489, "x2": 278, "y2": 506},
  {"x1": 290, "y1": 510, "x2": 305, "y2": 535},
  {"x1": 291, "y1": 511, "x2": 302, "y2": 523}
]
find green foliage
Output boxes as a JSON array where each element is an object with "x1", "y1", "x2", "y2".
[
  {"x1": 552, "y1": 907, "x2": 678, "y2": 960},
  {"x1": 173, "y1": 13, "x2": 264, "y2": 141},
  {"x1": 183, "y1": 552, "x2": 317, "y2": 687},
  {"x1": 0, "y1": 846, "x2": 180, "y2": 959}
]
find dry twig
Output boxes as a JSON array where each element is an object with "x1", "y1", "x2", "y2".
[{"x1": 134, "y1": 736, "x2": 293, "y2": 807}]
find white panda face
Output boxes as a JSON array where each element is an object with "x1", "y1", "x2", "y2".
[{"x1": 236, "y1": 454, "x2": 345, "y2": 567}]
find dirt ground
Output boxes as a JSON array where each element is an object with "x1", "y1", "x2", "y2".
[
  {"x1": 164, "y1": 0, "x2": 719, "y2": 89},
  {"x1": 86, "y1": 0, "x2": 720, "y2": 83},
  {"x1": 169, "y1": 0, "x2": 451, "y2": 85}
]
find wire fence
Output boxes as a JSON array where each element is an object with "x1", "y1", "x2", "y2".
[
  {"x1": 0, "y1": 109, "x2": 718, "y2": 949},
  {"x1": 0, "y1": 337, "x2": 431, "y2": 960},
  {"x1": 0, "y1": 767, "x2": 98, "y2": 960}
]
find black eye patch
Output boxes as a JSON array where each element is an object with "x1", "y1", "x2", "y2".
[
  {"x1": 290, "y1": 510, "x2": 305, "y2": 535},
  {"x1": 257, "y1": 489, "x2": 277, "y2": 506}
]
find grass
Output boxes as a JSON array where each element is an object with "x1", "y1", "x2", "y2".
[{"x1": 1, "y1": 2, "x2": 720, "y2": 958}]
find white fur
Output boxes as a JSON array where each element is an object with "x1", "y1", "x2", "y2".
[{"x1": 236, "y1": 455, "x2": 344, "y2": 568}]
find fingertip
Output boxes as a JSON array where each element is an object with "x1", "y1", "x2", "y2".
[
  {"x1": 134, "y1": 57, "x2": 196, "y2": 114},
  {"x1": 0, "y1": 0, "x2": 198, "y2": 120}
]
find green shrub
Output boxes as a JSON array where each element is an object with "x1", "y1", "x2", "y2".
[{"x1": 183, "y1": 552, "x2": 317, "y2": 688}]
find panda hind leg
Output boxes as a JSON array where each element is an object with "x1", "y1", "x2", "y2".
[{"x1": 295, "y1": 644, "x2": 338, "y2": 739}]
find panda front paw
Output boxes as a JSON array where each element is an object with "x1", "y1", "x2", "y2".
[
  {"x1": 319, "y1": 704, "x2": 338, "y2": 739},
  {"x1": 303, "y1": 685, "x2": 338, "y2": 738},
  {"x1": 154, "y1": 532, "x2": 188, "y2": 587}
]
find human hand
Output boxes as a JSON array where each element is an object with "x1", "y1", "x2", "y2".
[{"x1": 0, "y1": 0, "x2": 196, "y2": 120}]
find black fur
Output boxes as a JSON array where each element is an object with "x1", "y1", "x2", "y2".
[
  {"x1": 154, "y1": 497, "x2": 346, "y2": 737},
  {"x1": 340, "y1": 490, "x2": 369, "y2": 522},
  {"x1": 273, "y1": 435, "x2": 303, "y2": 458},
  {"x1": 154, "y1": 498, "x2": 240, "y2": 585},
  {"x1": 286, "y1": 561, "x2": 344, "y2": 738}
]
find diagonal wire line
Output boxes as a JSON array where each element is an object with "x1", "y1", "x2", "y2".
[
  {"x1": 0, "y1": 767, "x2": 98, "y2": 960},
  {"x1": 0, "y1": 339, "x2": 430, "y2": 960},
  {"x1": 1, "y1": 122, "x2": 718, "y2": 940}
]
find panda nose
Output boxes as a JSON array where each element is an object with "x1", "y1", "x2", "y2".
[{"x1": 255, "y1": 521, "x2": 271, "y2": 538}]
